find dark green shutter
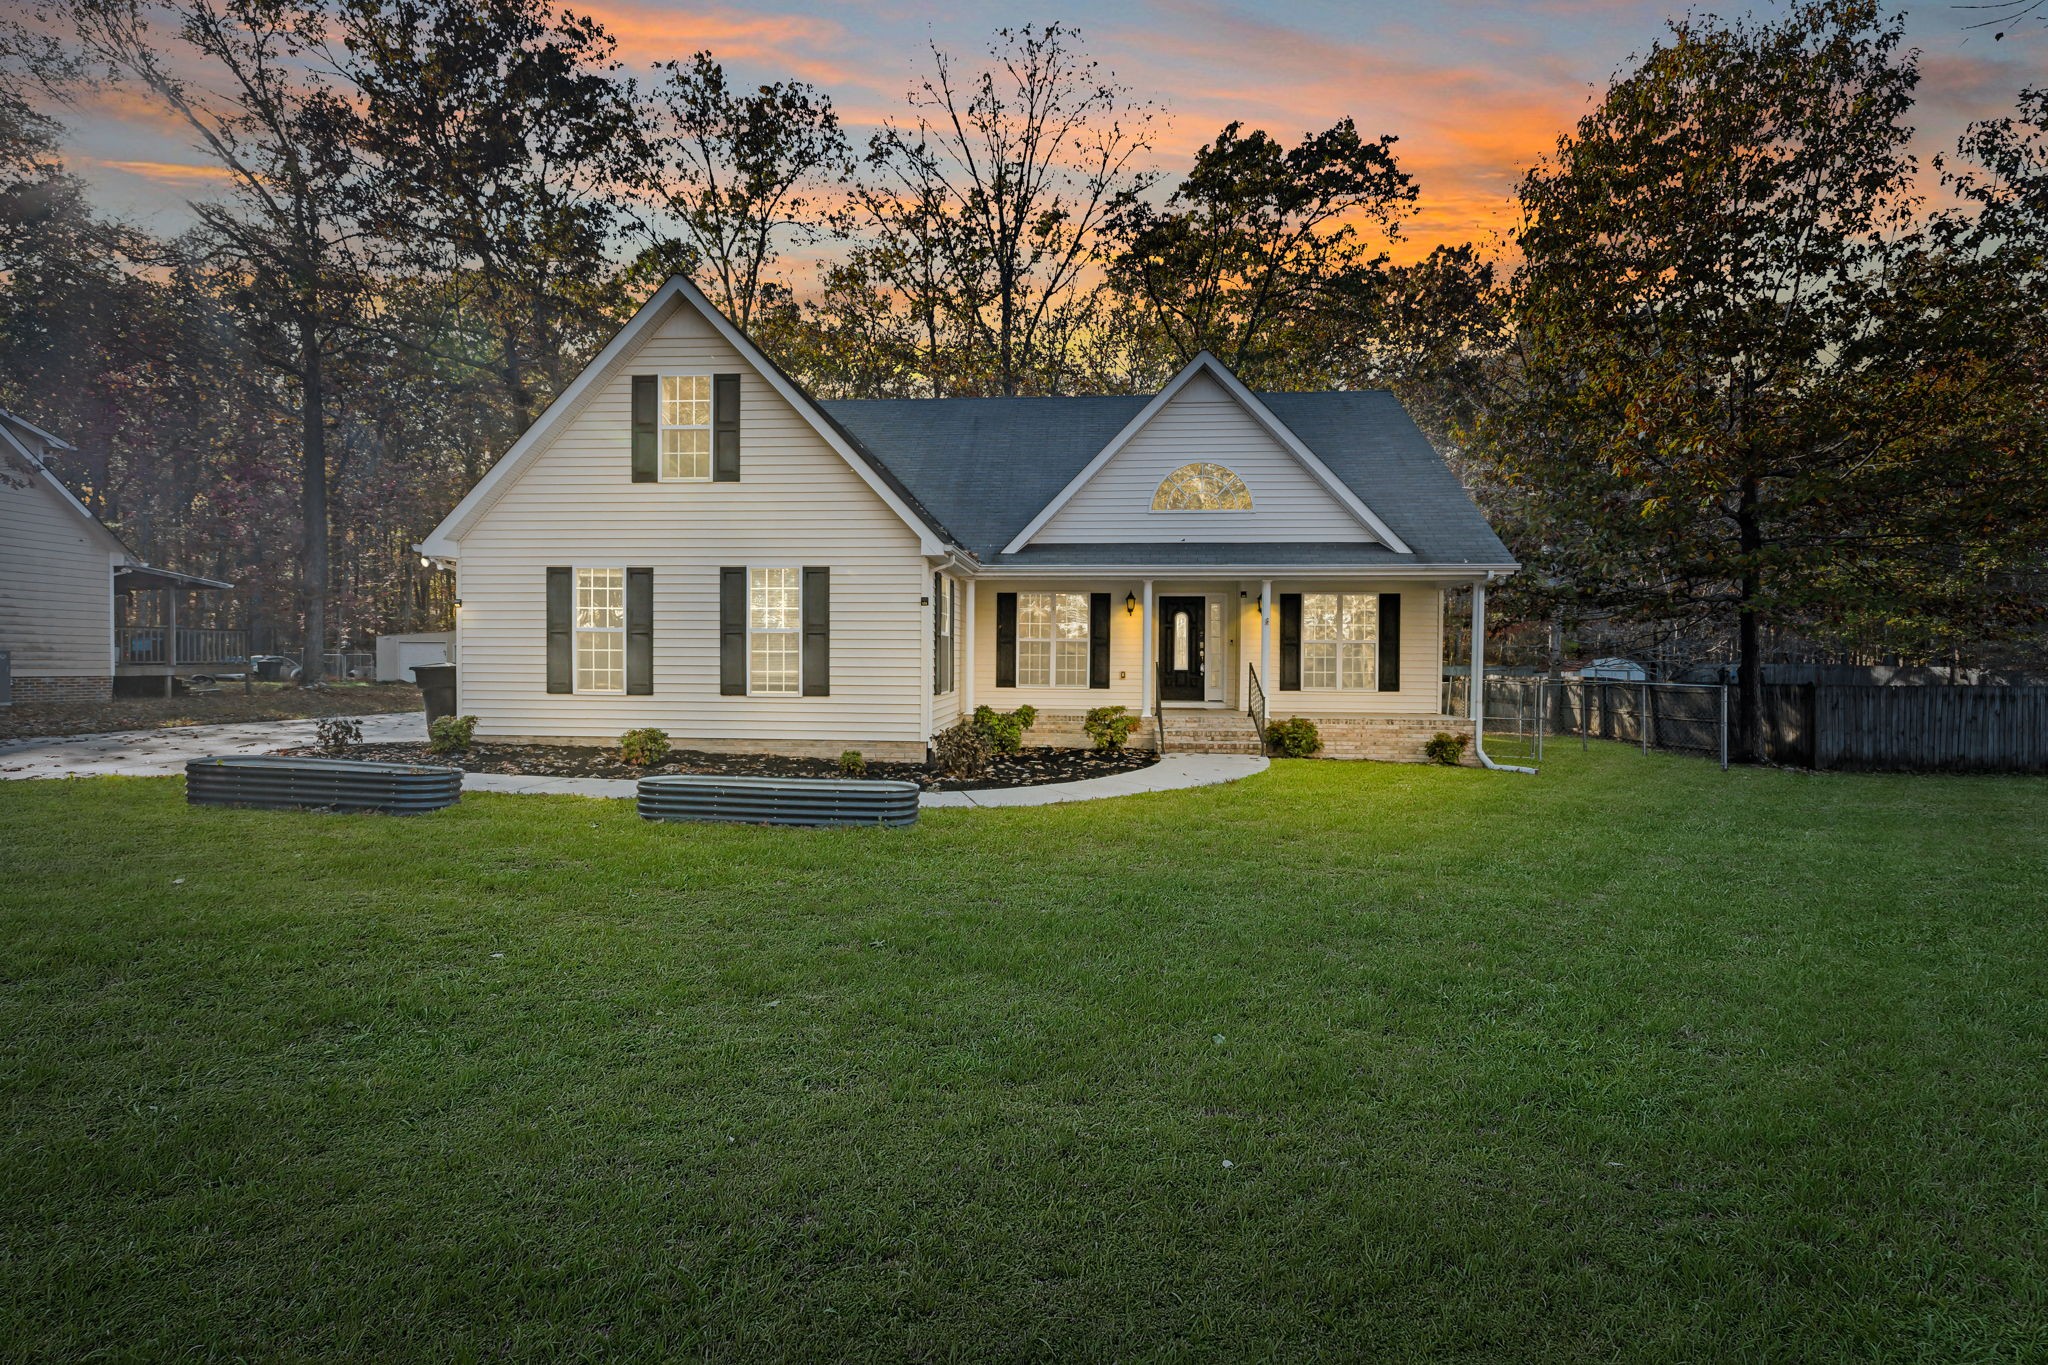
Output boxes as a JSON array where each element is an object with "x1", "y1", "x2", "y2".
[
  {"x1": 933, "y1": 575, "x2": 944, "y2": 695},
  {"x1": 626, "y1": 567, "x2": 653, "y2": 695},
  {"x1": 801, "y1": 566, "x2": 829, "y2": 696},
  {"x1": 995, "y1": 592, "x2": 1017, "y2": 688},
  {"x1": 1377, "y1": 592, "x2": 1401, "y2": 692},
  {"x1": 940, "y1": 581, "x2": 954, "y2": 693},
  {"x1": 712, "y1": 373, "x2": 741, "y2": 482},
  {"x1": 631, "y1": 375, "x2": 658, "y2": 482},
  {"x1": 546, "y1": 567, "x2": 573, "y2": 693},
  {"x1": 1088, "y1": 592, "x2": 1111, "y2": 688},
  {"x1": 1279, "y1": 593, "x2": 1302, "y2": 691},
  {"x1": 718, "y1": 567, "x2": 746, "y2": 695}
]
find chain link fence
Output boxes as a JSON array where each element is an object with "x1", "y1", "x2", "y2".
[{"x1": 1447, "y1": 675, "x2": 1731, "y2": 768}]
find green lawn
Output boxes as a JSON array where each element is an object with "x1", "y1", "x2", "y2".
[{"x1": 3, "y1": 749, "x2": 2044, "y2": 1360}]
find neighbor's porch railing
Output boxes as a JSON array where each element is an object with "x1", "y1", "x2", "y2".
[{"x1": 118, "y1": 626, "x2": 250, "y2": 668}]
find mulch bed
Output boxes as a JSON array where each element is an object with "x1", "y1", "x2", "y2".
[{"x1": 299, "y1": 740, "x2": 1159, "y2": 791}]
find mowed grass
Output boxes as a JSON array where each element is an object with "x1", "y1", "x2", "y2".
[{"x1": 2, "y1": 749, "x2": 2044, "y2": 1361}]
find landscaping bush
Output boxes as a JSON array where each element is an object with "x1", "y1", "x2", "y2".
[
  {"x1": 1083, "y1": 704, "x2": 1139, "y2": 752},
  {"x1": 972, "y1": 703, "x2": 1038, "y2": 755},
  {"x1": 932, "y1": 718, "x2": 993, "y2": 778},
  {"x1": 1425, "y1": 731, "x2": 1469, "y2": 766},
  {"x1": 313, "y1": 716, "x2": 363, "y2": 756},
  {"x1": 838, "y1": 749, "x2": 867, "y2": 777},
  {"x1": 1264, "y1": 716, "x2": 1322, "y2": 758},
  {"x1": 618, "y1": 727, "x2": 671, "y2": 767},
  {"x1": 427, "y1": 714, "x2": 477, "y2": 755}
]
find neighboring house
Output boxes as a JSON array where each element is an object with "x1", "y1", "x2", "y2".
[
  {"x1": 418, "y1": 278, "x2": 1519, "y2": 761},
  {"x1": 0, "y1": 410, "x2": 237, "y2": 704}
]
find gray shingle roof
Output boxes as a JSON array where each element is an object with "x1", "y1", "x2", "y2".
[{"x1": 817, "y1": 390, "x2": 1515, "y2": 570}]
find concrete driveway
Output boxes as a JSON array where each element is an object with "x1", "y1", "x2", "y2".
[{"x1": 0, "y1": 711, "x2": 427, "y2": 780}]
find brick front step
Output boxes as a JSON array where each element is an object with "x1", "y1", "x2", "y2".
[{"x1": 1159, "y1": 710, "x2": 1265, "y2": 755}]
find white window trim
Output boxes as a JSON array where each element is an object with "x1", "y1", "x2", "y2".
[
  {"x1": 573, "y1": 564, "x2": 626, "y2": 696},
  {"x1": 746, "y1": 563, "x2": 803, "y2": 698},
  {"x1": 1015, "y1": 590, "x2": 1093, "y2": 689},
  {"x1": 1299, "y1": 590, "x2": 1378, "y2": 691},
  {"x1": 658, "y1": 372, "x2": 714, "y2": 483}
]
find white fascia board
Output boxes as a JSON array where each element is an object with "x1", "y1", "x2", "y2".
[
  {"x1": 998, "y1": 351, "x2": 1413, "y2": 556},
  {"x1": 970, "y1": 562, "x2": 1520, "y2": 581},
  {"x1": 421, "y1": 276, "x2": 952, "y2": 558}
]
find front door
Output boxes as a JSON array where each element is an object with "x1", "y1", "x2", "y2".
[{"x1": 1158, "y1": 596, "x2": 1206, "y2": 702}]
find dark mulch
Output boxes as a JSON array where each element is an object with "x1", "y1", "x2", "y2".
[{"x1": 288, "y1": 740, "x2": 1160, "y2": 791}]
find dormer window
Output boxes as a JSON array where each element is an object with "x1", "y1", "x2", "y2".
[{"x1": 1152, "y1": 462, "x2": 1252, "y2": 511}]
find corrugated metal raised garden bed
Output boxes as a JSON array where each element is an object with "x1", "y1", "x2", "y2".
[
  {"x1": 185, "y1": 754, "x2": 462, "y2": 814},
  {"x1": 637, "y1": 774, "x2": 919, "y2": 828}
]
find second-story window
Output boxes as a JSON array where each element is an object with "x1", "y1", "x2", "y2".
[{"x1": 661, "y1": 375, "x2": 711, "y2": 481}]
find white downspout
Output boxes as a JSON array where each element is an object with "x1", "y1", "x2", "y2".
[{"x1": 1472, "y1": 579, "x2": 1536, "y2": 775}]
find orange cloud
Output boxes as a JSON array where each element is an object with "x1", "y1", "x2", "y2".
[{"x1": 90, "y1": 158, "x2": 234, "y2": 186}]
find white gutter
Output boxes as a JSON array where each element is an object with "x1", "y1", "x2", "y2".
[{"x1": 1471, "y1": 577, "x2": 1536, "y2": 775}]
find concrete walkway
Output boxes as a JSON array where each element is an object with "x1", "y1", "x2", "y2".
[{"x1": 0, "y1": 711, "x2": 1267, "y2": 807}]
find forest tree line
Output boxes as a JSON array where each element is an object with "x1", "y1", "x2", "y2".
[{"x1": 1, "y1": 0, "x2": 2044, "y2": 755}]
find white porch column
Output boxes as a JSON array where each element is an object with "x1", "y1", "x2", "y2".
[
  {"x1": 961, "y1": 577, "x2": 976, "y2": 714},
  {"x1": 1471, "y1": 581, "x2": 1488, "y2": 751},
  {"x1": 1140, "y1": 579, "x2": 1155, "y2": 716},
  {"x1": 1259, "y1": 578, "x2": 1273, "y2": 691}
]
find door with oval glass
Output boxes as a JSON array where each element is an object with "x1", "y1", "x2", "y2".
[{"x1": 1157, "y1": 595, "x2": 1206, "y2": 702}]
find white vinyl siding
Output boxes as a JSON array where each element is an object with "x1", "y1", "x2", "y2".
[
  {"x1": 574, "y1": 568, "x2": 625, "y2": 693},
  {"x1": 451, "y1": 297, "x2": 930, "y2": 745},
  {"x1": 659, "y1": 375, "x2": 711, "y2": 480},
  {"x1": 0, "y1": 470, "x2": 115, "y2": 678},
  {"x1": 1032, "y1": 371, "x2": 1372, "y2": 544}
]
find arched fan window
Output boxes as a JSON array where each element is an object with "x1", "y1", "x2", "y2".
[{"x1": 1151, "y1": 462, "x2": 1252, "y2": 511}]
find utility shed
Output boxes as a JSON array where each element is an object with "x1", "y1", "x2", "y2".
[{"x1": 0, "y1": 412, "x2": 123, "y2": 704}]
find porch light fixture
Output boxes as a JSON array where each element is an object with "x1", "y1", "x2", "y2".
[{"x1": 1125, "y1": 592, "x2": 1138, "y2": 616}]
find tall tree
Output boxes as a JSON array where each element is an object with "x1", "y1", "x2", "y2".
[
  {"x1": 340, "y1": 0, "x2": 635, "y2": 429},
  {"x1": 862, "y1": 23, "x2": 1156, "y2": 396},
  {"x1": 68, "y1": 0, "x2": 371, "y2": 681},
  {"x1": 1106, "y1": 118, "x2": 1415, "y2": 386},
  {"x1": 630, "y1": 52, "x2": 852, "y2": 333}
]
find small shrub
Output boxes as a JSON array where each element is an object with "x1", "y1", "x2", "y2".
[
  {"x1": 972, "y1": 703, "x2": 1038, "y2": 755},
  {"x1": 838, "y1": 749, "x2": 868, "y2": 777},
  {"x1": 619, "y1": 727, "x2": 671, "y2": 767},
  {"x1": 1424, "y1": 731, "x2": 1469, "y2": 766},
  {"x1": 1264, "y1": 716, "x2": 1322, "y2": 758},
  {"x1": 428, "y1": 714, "x2": 477, "y2": 755},
  {"x1": 314, "y1": 716, "x2": 362, "y2": 756},
  {"x1": 1083, "y1": 704, "x2": 1139, "y2": 752},
  {"x1": 932, "y1": 718, "x2": 993, "y2": 779}
]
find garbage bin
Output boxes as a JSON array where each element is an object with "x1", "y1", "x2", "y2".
[
  {"x1": 411, "y1": 663, "x2": 457, "y2": 724},
  {"x1": 253, "y1": 654, "x2": 293, "y2": 682}
]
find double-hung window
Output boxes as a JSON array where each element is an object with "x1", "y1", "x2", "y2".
[
  {"x1": 935, "y1": 576, "x2": 955, "y2": 694},
  {"x1": 1301, "y1": 592, "x2": 1377, "y2": 689},
  {"x1": 749, "y1": 567, "x2": 801, "y2": 695},
  {"x1": 660, "y1": 375, "x2": 711, "y2": 480},
  {"x1": 1016, "y1": 591, "x2": 1090, "y2": 687},
  {"x1": 575, "y1": 567, "x2": 626, "y2": 693}
]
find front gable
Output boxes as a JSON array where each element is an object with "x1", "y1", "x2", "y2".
[
  {"x1": 420, "y1": 278, "x2": 951, "y2": 558},
  {"x1": 1005, "y1": 354, "x2": 1410, "y2": 553}
]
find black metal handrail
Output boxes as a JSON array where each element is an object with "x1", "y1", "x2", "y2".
[{"x1": 1247, "y1": 664, "x2": 1268, "y2": 746}]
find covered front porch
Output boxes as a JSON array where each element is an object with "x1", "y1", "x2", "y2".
[{"x1": 945, "y1": 572, "x2": 1479, "y2": 759}]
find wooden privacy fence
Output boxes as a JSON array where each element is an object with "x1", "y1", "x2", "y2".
[
  {"x1": 1452, "y1": 676, "x2": 2048, "y2": 773},
  {"x1": 1762, "y1": 684, "x2": 2048, "y2": 773}
]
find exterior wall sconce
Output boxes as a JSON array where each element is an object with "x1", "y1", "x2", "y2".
[{"x1": 1125, "y1": 592, "x2": 1138, "y2": 616}]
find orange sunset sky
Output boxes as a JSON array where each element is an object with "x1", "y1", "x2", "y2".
[{"x1": 48, "y1": 0, "x2": 2048, "y2": 270}]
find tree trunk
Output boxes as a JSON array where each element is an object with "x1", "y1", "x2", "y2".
[
  {"x1": 299, "y1": 318, "x2": 330, "y2": 684},
  {"x1": 1735, "y1": 482, "x2": 1765, "y2": 763}
]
